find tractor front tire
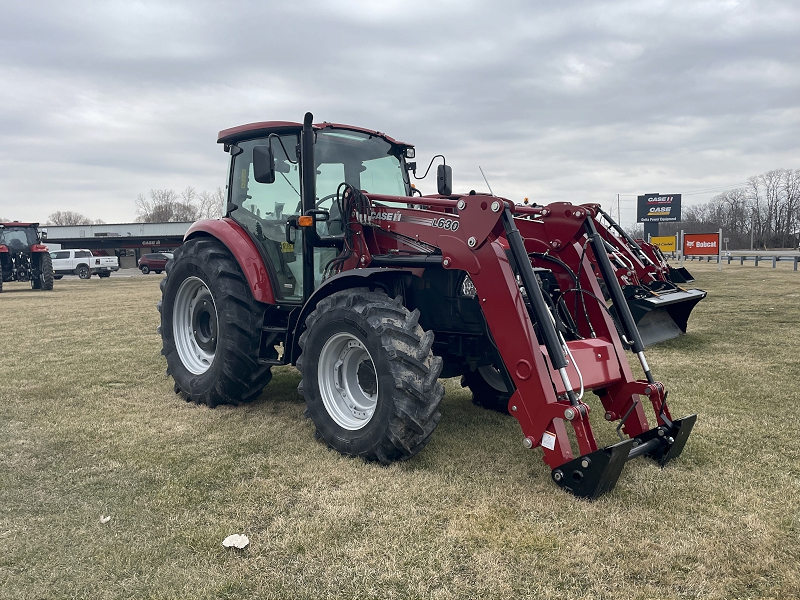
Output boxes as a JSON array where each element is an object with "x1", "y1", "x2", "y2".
[
  {"x1": 158, "y1": 238, "x2": 273, "y2": 408},
  {"x1": 461, "y1": 365, "x2": 512, "y2": 414},
  {"x1": 297, "y1": 288, "x2": 444, "y2": 464}
]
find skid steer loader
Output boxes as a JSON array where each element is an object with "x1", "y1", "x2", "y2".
[{"x1": 158, "y1": 113, "x2": 696, "y2": 498}]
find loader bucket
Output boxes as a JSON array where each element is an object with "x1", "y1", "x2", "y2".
[
  {"x1": 668, "y1": 266, "x2": 695, "y2": 284},
  {"x1": 624, "y1": 287, "x2": 707, "y2": 346}
]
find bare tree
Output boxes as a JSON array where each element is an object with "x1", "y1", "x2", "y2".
[
  {"x1": 47, "y1": 211, "x2": 94, "y2": 225},
  {"x1": 197, "y1": 187, "x2": 225, "y2": 219},
  {"x1": 659, "y1": 167, "x2": 800, "y2": 249},
  {"x1": 135, "y1": 186, "x2": 224, "y2": 222},
  {"x1": 136, "y1": 189, "x2": 199, "y2": 223}
]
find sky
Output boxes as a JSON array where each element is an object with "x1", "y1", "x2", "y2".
[{"x1": 0, "y1": 0, "x2": 798, "y2": 229}]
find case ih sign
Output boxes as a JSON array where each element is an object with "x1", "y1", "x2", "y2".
[
  {"x1": 637, "y1": 193, "x2": 681, "y2": 223},
  {"x1": 683, "y1": 233, "x2": 720, "y2": 256}
]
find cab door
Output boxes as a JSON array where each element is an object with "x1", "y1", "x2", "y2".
[{"x1": 228, "y1": 136, "x2": 306, "y2": 302}]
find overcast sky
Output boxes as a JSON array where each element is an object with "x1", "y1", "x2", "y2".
[{"x1": 1, "y1": 0, "x2": 798, "y2": 229}]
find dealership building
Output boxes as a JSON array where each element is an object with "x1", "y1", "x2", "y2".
[{"x1": 41, "y1": 222, "x2": 191, "y2": 269}]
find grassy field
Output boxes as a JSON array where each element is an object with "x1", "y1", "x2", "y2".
[{"x1": 1, "y1": 263, "x2": 799, "y2": 599}]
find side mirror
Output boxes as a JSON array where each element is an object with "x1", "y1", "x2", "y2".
[
  {"x1": 40, "y1": 229, "x2": 48, "y2": 241},
  {"x1": 437, "y1": 164, "x2": 452, "y2": 196},
  {"x1": 253, "y1": 145, "x2": 276, "y2": 184}
]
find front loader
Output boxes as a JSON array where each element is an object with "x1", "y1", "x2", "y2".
[
  {"x1": 586, "y1": 209, "x2": 706, "y2": 346},
  {"x1": 158, "y1": 113, "x2": 696, "y2": 498}
]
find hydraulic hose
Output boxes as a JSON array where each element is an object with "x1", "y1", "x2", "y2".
[{"x1": 502, "y1": 208, "x2": 566, "y2": 370}]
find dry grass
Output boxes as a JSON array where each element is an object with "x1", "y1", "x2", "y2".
[{"x1": 1, "y1": 264, "x2": 799, "y2": 599}]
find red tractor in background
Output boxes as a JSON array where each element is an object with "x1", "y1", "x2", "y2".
[
  {"x1": 0, "y1": 222, "x2": 54, "y2": 292},
  {"x1": 158, "y1": 113, "x2": 696, "y2": 498}
]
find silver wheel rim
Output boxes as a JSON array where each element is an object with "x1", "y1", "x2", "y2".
[
  {"x1": 318, "y1": 332, "x2": 378, "y2": 430},
  {"x1": 173, "y1": 276, "x2": 218, "y2": 375},
  {"x1": 479, "y1": 365, "x2": 508, "y2": 392}
]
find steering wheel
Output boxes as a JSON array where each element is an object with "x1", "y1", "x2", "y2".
[
  {"x1": 294, "y1": 193, "x2": 341, "y2": 214},
  {"x1": 316, "y1": 193, "x2": 340, "y2": 209}
]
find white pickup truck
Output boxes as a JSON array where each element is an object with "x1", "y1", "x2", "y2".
[{"x1": 50, "y1": 249, "x2": 119, "y2": 279}]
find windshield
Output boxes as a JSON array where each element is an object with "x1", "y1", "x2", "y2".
[
  {"x1": 0, "y1": 227, "x2": 37, "y2": 251},
  {"x1": 315, "y1": 129, "x2": 409, "y2": 200}
]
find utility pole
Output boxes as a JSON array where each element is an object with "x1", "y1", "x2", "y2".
[{"x1": 617, "y1": 194, "x2": 621, "y2": 224}]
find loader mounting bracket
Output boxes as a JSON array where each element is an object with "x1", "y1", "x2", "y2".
[
  {"x1": 551, "y1": 439, "x2": 633, "y2": 500},
  {"x1": 633, "y1": 413, "x2": 697, "y2": 466}
]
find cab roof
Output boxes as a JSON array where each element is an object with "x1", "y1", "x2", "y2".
[
  {"x1": 217, "y1": 121, "x2": 411, "y2": 149},
  {"x1": 0, "y1": 222, "x2": 38, "y2": 228}
]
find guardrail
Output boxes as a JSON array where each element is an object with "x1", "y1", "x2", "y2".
[{"x1": 684, "y1": 255, "x2": 800, "y2": 270}]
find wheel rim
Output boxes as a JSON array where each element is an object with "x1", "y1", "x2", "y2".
[
  {"x1": 478, "y1": 365, "x2": 508, "y2": 392},
  {"x1": 173, "y1": 276, "x2": 218, "y2": 375},
  {"x1": 318, "y1": 332, "x2": 378, "y2": 430}
]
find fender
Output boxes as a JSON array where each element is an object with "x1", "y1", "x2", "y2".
[
  {"x1": 185, "y1": 218, "x2": 276, "y2": 304},
  {"x1": 287, "y1": 267, "x2": 421, "y2": 363}
]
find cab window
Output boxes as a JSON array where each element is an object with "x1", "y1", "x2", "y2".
[{"x1": 229, "y1": 135, "x2": 303, "y2": 301}]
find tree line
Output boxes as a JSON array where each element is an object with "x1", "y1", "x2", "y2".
[
  {"x1": 658, "y1": 168, "x2": 800, "y2": 249},
  {"x1": 39, "y1": 187, "x2": 225, "y2": 226},
  {"x1": 134, "y1": 187, "x2": 224, "y2": 223}
]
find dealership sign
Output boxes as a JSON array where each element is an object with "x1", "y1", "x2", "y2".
[
  {"x1": 683, "y1": 233, "x2": 720, "y2": 256},
  {"x1": 650, "y1": 235, "x2": 677, "y2": 252},
  {"x1": 637, "y1": 193, "x2": 681, "y2": 223}
]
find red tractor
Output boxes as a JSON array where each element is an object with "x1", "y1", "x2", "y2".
[
  {"x1": 158, "y1": 113, "x2": 695, "y2": 498},
  {"x1": 0, "y1": 222, "x2": 54, "y2": 292}
]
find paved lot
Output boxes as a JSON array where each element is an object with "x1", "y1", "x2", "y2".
[{"x1": 55, "y1": 268, "x2": 165, "y2": 280}]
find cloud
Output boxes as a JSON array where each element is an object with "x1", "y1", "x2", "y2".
[{"x1": 0, "y1": 0, "x2": 798, "y2": 227}]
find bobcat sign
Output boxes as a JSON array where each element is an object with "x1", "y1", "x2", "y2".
[
  {"x1": 683, "y1": 233, "x2": 720, "y2": 256},
  {"x1": 637, "y1": 193, "x2": 681, "y2": 223}
]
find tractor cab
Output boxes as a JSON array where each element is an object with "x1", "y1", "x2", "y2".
[{"x1": 219, "y1": 121, "x2": 414, "y2": 302}]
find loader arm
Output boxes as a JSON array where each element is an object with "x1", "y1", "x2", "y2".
[{"x1": 357, "y1": 194, "x2": 695, "y2": 498}]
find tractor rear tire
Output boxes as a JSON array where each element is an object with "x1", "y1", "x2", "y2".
[
  {"x1": 461, "y1": 365, "x2": 512, "y2": 414},
  {"x1": 158, "y1": 238, "x2": 273, "y2": 408},
  {"x1": 31, "y1": 253, "x2": 54, "y2": 290},
  {"x1": 297, "y1": 288, "x2": 444, "y2": 463}
]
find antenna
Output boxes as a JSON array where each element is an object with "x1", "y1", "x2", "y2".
[{"x1": 478, "y1": 166, "x2": 494, "y2": 196}]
